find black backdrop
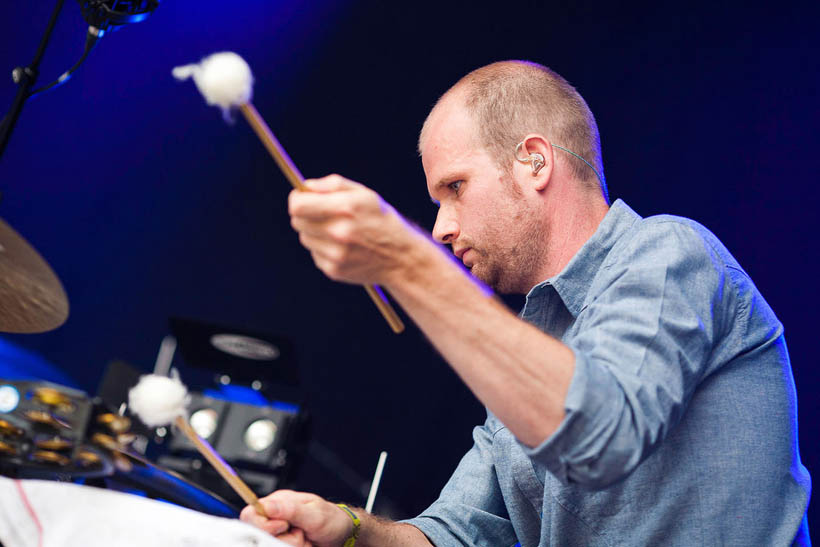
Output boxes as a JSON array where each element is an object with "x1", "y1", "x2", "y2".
[{"x1": 1, "y1": 0, "x2": 817, "y2": 526}]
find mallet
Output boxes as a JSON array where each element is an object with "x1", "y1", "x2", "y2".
[
  {"x1": 172, "y1": 52, "x2": 404, "y2": 334},
  {"x1": 128, "y1": 372, "x2": 267, "y2": 517}
]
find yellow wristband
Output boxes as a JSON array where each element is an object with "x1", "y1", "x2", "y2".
[{"x1": 336, "y1": 504, "x2": 361, "y2": 547}]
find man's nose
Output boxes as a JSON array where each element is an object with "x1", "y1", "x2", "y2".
[{"x1": 432, "y1": 207, "x2": 459, "y2": 244}]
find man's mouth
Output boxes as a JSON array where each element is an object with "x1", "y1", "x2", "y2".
[{"x1": 458, "y1": 249, "x2": 476, "y2": 269}]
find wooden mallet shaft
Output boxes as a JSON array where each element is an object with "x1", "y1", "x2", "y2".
[
  {"x1": 174, "y1": 415, "x2": 267, "y2": 517},
  {"x1": 239, "y1": 102, "x2": 405, "y2": 334}
]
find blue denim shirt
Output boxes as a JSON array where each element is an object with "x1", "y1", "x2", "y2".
[{"x1": 405, "y1": 200, "x2": 811, "y2": 546}]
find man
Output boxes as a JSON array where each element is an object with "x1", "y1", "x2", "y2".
[{"x1": 240, "y1": 61, "x2": 811, "y2": 545}]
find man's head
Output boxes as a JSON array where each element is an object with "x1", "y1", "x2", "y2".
[
  {"x1": 419, "y1": 61, "x2": 607, "y2": 293},
  {"x1": 421, "y1": 60, "x2": 606, "y2": 195}
]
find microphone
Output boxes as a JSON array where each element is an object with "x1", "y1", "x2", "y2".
[
  {"x1": 28, "y1": 0, "x2": 160, "y2": 97},
  {"x1": 76, "y1": 0, "x2": 161, "y2": 33},
  {"x1": 0, "y1": 0, "x2": 162, "y2": 159}
]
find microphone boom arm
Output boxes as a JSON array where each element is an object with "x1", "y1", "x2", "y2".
[{"x1": 0, "y1": 0, "x2": 67, "y2": 161}]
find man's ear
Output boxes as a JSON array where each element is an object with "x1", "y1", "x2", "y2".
[{"x1": 514, "y1": 134, "x2": 553, "y2": 191}]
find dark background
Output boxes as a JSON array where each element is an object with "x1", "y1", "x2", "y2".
[{"x1": 0, "y1": 0, "x2": 817, "y2": 530}]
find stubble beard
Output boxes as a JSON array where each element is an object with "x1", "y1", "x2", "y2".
[{"x1": 466, "y1": 190, "x2": 546, "y2": 295}]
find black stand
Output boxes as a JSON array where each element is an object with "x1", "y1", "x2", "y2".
[{"x1": 0, "y1": 0, "x2": 66, "y2": 161}]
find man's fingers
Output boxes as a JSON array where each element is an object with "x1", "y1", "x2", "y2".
[
  {"x1": 239, "y1": 504, "x2": 289, "y2": 535},
  {"x1": 298, "y1": 232, "x2": 345, "y2": 262},
  {"x1": 289, "y1": 176, "x2": 379, "y2": 223},
  {"x1": 275, "y1": 527, "x2": 306, "y2": 546},
  {"x1": 303, "y1": 174, "x2": 359, "y2": 193},
  {"x1": 289, "y1": 190, "x2": 360, "y2": 221},
  {"x1": 266, "y1": 497, "x2": 321, "y2": 530},
  {"x1": 260, "y1": 493, "x2": 334, "y2": 537}
]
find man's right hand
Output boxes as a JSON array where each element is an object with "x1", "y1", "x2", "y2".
[{"x1": 240, "y1": 490, "x2": 354, "y2": 547}]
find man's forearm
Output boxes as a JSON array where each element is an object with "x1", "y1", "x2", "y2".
[
  {"x1": 384, "y1": 233, "x2": 575, "y2": 447},
  {"x1": 357, "y1": 511, "x2": 432, "y2": 547}
]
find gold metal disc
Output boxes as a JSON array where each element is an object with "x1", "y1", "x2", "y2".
[
  {"x1": 97, "y1": 413, "x2": 131, "y2": 434},
  {"x1": 35, "y1": 437, "x2": 73, "y2": 451},
  {"x1": 91, "y1": 432, "x2": 118, "y2": 451},
  {"x1": 112, "y1": 452, "x2": 133, "y2": 472},
  {"x1": 32, "y1": 450, "x2": 70, "y2": 466},
  {"x1": 77, "y1": 449, "x2": 102, "y2": 466},
  {"x1": 0, "y1": 419, "x2": 23, "y2": 437},
  {"x1": 24, "y1": 410, "x2": 70, "y2": 429},
  {"x1": 0, "y1": 217, "x2": 69, "y2": 333},
  {"x1": 0, "y1": 440, "x2": 17, "y2": 455},
  {"x1": 33, "y1": 387, "x2": 73, "y2": 411}
]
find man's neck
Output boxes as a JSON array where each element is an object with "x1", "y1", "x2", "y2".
[{"x1": 530, "y1": 185, "x2": 610, "y2": 288}]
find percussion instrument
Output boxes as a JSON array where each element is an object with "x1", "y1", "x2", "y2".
[
  {"x1": 0, "y1": 379, "x2": 111, "y2": 479},
  {"x1": 0, "y1": 379, "x2": 239, "y2": 518},
  {"x1": 0, "y1": 218, "x2": 68, "y2": 334}
]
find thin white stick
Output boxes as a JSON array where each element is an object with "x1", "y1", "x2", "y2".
[{"x1": 365, "y1": 451, "x2": 388, "y2": 513}]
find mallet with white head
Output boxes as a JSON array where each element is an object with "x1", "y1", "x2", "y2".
[
  {"x1": 172, "y1": 52, "x2": 404, "y2": 333},
  {"x1": 128, "y1": 372, "x2": 267, "y2": 516}
]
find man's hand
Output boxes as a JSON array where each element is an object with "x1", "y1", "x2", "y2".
[
  {"x1": 240, "y1": 490, "x2": 354, "y2": 547},
  {"x1": 288, "y1": 175, "x2": 418, "y2": 287}
]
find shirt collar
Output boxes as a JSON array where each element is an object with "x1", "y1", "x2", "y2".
[{"x1": 524, "y1": 199, "x2": 641, "y2": 317}]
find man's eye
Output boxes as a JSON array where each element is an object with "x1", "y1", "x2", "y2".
[{"x1": 448, "y1": 180, "x2": 463, "y2": 193}]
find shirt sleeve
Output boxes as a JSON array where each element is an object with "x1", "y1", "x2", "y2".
[
  {"x1": 401, "y1": 414, "x2": 519, "y2": 547},
  {"x1": 526, "y1": 220, "x2": 732, "y2": 489}
]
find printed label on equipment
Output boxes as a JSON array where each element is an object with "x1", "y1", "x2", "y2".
[{"x1": 209, "y1": 334, "x2": 280, "y2": 361}]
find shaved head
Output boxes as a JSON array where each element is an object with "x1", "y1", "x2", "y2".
[{"x1": 420, "y1": 61, "x2": 606, "y2": 197}]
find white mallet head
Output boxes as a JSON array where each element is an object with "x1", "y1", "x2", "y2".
[
  {"x1": 172, "y1": 51, "x2": 254, "y2": 120},
  {"x1": 128, "y1": 372, "x2": 190, "y2": 427}
]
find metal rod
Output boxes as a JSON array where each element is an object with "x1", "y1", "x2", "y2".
[{"x1": 0, "y1": 0, "x2": 66, "y2": 159}]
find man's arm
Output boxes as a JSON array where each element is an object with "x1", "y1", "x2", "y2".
[
  {"x1": 241, "y1": 415, "x2": 518, "y2": 546},
  {"x1": 289, "y1": 175, "x2": 575, "y2": 447},
  {"x1": 384, "y1": 229, "x2": 574, "y2": 447},
  {"x1": 239, "y1": 490, "x2": 431, "y2": 547}
]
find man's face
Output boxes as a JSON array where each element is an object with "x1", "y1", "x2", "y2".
[{"x1": 421, "y1": 99, "x2": 545, "y2": 294}]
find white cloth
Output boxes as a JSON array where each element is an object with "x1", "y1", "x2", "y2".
[{"x1": 0, "y1": 477, "x2": 286, "y2": 547}]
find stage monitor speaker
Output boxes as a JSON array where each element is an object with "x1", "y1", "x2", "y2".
[
  {"x1": 167, "y1": 393, "x2": 229, "y2": 452},
  {"x1": 214, "y1": 401, "x2": 296, "y2": 468}
]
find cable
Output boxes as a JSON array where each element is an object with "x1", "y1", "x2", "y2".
[
  {"x1": 552, "y1": 144, "x2": 606, "y2": 187},
  {"x1": 28, "y1": 27, "x2": 103, "y2": 98}
]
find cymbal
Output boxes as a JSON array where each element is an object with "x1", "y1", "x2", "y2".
[{"x1": 0, "y1": 218, "x2": 68, "y2": 333}]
